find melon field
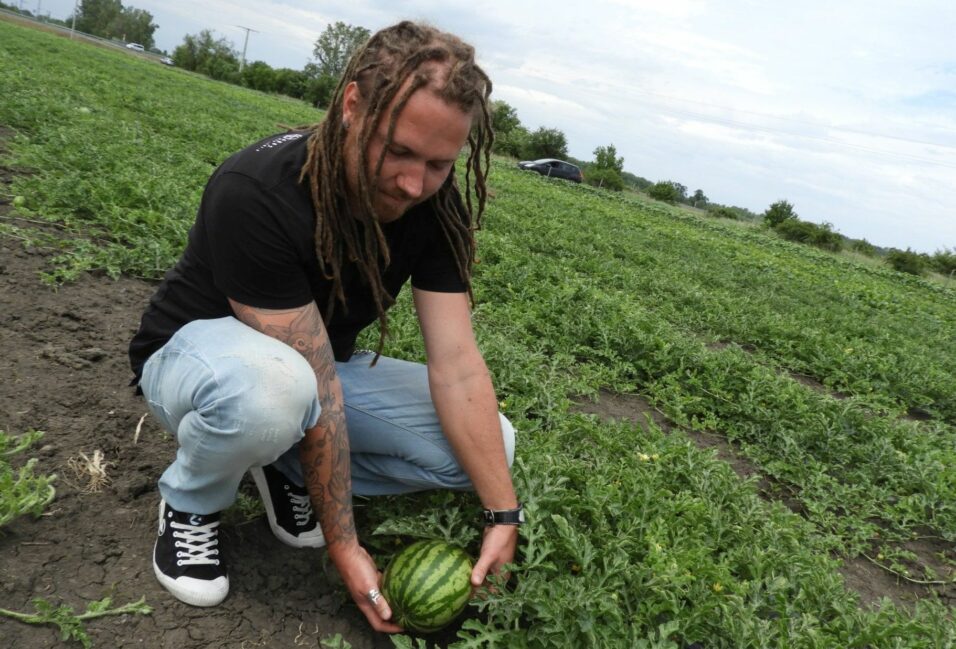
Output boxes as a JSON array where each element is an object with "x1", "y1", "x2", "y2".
[{"x1": 1, "y1": 16, "x2": 955, "y2": 649}]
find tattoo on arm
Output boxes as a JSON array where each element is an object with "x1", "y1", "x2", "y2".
[{"x1": 231, "y1": 301, "x2": 356, "y2": 546}]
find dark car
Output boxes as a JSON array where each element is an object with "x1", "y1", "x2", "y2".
[{"x1": 517, "y1": 158, "x2": 583, "y2": 183}]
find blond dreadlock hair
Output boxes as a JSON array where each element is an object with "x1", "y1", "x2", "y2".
[{"x1": 297, "y1": 21, "x2": 494, "y2": 363}]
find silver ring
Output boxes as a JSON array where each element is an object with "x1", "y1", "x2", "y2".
[{"x1": 366, "y1": 588, "x2": 382, "y2": 605}]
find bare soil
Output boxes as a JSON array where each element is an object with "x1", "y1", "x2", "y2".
[{"x1": 0, "y1": 231, "x2": 390, "y2": 644}]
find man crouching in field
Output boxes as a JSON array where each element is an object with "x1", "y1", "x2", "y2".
[{"x1": 127, "y1": 21, "x2": 522, "y2": 633}]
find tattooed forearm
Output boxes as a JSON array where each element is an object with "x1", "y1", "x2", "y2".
[{"x1": 230, "y1": 299, "x2": 357, "y2": 548}]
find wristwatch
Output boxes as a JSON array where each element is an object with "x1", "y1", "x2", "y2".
[{"x1": 481, "y1": 503, "x2": 524, "y2": 527}]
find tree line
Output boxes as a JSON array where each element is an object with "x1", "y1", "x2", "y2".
[{"x1": 14, "y1": 4, "x2": 950, "y2": 268}]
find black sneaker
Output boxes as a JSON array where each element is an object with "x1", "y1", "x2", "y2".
[
  {"x1": 152, "y1": 499, "x2": 229, "y2": 607},
  {"x1": 250, "y1": 464, "x2": 326, "y2": 548}
]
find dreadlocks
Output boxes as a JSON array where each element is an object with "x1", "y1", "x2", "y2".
[{"x1": 298, "y1": 21, "x2": 494, "y2": 363}]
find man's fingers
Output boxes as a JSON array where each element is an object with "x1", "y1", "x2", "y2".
[
  {"x1": 373, "y1": 592, "x2": 393, "y2": 621},
  {"x1": 471, "y1": 555, "x2": 493, "y2": 587},
  {"x1": 359, "y1": 599, "x2": 402, "y2": 633}
]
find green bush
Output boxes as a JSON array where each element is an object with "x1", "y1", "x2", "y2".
[
  {"x1": 930, "y1": 248, "x2": 956, "y2": 276},
  {"x1": 763, "y1": 200, "x2": 797, "y2": 227},
  {"x1": 774, "y1": 219, "x2": 843, "y2": 252},
  {"x1": 647, "y1": 181, "x2": 682, "y2": 203},
  {"x1": 493, "y1": 125, "x2": 530, "y2": 159},
  {"x1": 850, "y1": 238, "x2": 877, "y2": 257},
  {"x1": 584, "y1": 167, "x2": 624, "y2": 191},
  {"x1": 706, "y1": 206, "x2": 740, "y2": 220},
  {"x1": 886, "y1": 248, "x2": 928, "y2": 276}
]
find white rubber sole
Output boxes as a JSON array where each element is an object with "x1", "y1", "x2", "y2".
[
  {"x1": 152, "y1": 557, "x2": 229, "y2": 607},
  {"x1": 153, "y1": 500, "x2": 229, "y2": 607}
]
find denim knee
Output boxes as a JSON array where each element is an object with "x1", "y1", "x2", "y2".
[{"x1": 223, "y1": 347, "x2": 320, "y2": 464}]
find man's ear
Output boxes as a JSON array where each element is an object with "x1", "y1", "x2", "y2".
[{"x1": 342, "y1": 81, "x2": 362, "y2": 128}]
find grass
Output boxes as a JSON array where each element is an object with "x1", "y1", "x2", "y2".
[{"x1": 2, "y1": 18, "x2": 955, "y2": 647}]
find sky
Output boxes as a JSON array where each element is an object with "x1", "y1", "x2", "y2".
[{"x1": 34, "y1": 0, "x2": 956, "y2": 253}]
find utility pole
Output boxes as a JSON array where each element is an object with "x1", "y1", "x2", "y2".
[
  {"x1": 70, "y1": 0, "x2": 78, "y2": 38},
  {"x1": 235, "y1": 25, "x2": 258, "y2": 74}
]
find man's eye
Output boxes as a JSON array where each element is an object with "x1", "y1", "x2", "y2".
[{"x1": 388, "y1": 147, "x2": 409, "y2": 157}]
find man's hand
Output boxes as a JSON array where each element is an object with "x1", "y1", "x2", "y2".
[
  {"x1": 471, "y1": 524, "x2": 518, "y2": 589},
  {"x1": 329, "y1": 543, "x2": 404, "y2": 633}
]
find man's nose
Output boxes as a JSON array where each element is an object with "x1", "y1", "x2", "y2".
[{"x1": 397, "y1": 162, "x2": 425, "y2": 199}]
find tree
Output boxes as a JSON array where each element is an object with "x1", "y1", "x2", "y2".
[
  {"x1": 74, "y1": 0, "x2": 122, "y2": 37},
  {"x1": 525, "y1": 127, "x2": 568, "y2": 160},
  {"x1": 587, "y1": 144, "x2": 624, "y2": 191},
  {"x1": 763, "y1": 200, "x2": 797, "y2": 227},
  {"x1": 273, "y1": 68, "x2": 308, "y2": 99},
  {"x1": 73, "y1": 0, "x2": 156, "y2": 48},
  {"x1": 647, "y1": 181, "x2": 686, "y2": 204},
  {"x1": 110, "y1": 6, "x2": 157, "y2": 48},
  {"x1": 173, "y1": 30, "x2": 240, "y2": 83},
  {"x1": 312, "y1": 22, "x2": 370, "y2": 78},
  {"x1": 302, "y1": 62, "x2": 339, "y2": 108},
  {"x1": 491, "y1": 100, "x2": 521, "y2": 135},
  {"x1": 691, "y1": 189, "x2": 708, "y2": 208},
  {"x1": 494, "y1": 125, "x2": 530, "y2": 159},
  {"x1": 886, "y1": 249, "x2": 928, "y2": 276},
  {"x1": 242, "y1": 61, "x2": 277, "y2": 94},
  {"x1": 592, "y1": 144, "x2": 623, "y2": 174}
]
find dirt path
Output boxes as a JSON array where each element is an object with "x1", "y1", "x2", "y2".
[{"x1": 0, "y1": 236, "x2": 390, "y2": 648}]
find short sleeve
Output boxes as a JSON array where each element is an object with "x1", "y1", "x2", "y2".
[
  {"x1": 201, "y1": 172, "x2": 314, "y2": 309},
  {"x1": 409, "y1": 210, "x2": 469, "y2": 293}
]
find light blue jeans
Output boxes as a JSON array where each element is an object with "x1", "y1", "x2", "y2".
[{"x1": 140, "y1": 317, "x2": 515, "y2": 515}]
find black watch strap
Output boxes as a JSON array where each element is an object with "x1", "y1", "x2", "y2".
[{"x1": 481, "y1": 503, "x2": 524, "y2": 526}]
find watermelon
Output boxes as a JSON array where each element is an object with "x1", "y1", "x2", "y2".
[{"x1": 382, "y1": 540, "x2": 473, "y2": 633}]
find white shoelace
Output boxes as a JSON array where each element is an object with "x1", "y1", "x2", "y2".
[
  {"x1": 172, "y1": 519, "x2": 221, "y2": 566},
  {"x1": 288, "y1": 492, "x2": 313, "y2": 527}
]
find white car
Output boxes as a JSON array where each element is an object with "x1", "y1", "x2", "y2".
[
  {"x1": 160, "y1": 56, "x2": 174, "y2": 66},
  {"x1": 125, "y1": 43, "x2": 145, "y2": 52}
]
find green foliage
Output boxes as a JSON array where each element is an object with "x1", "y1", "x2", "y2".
[
  {"x1": 490, "y1": 99, "x2": 521, "y2": 136},
  {"x1": 850, "y1": 238, "x2": 877, "y2": 256},
  {"x1": 241, "y1": 60, "x2": 278, "y2": 94},
  {"x1": 0, "y1": 21, "x2": 321, "y2": 280},
  {"x1": 763, "y1": 199, "x2": 797, "y2": 227},
  {"x1": 0, "y1": 429, "x2": 56, "y2": 527},
  {"x1": 706, "y1": 206, "x2": 740, "y2": 220},
  {"x1": 0, "y1": 596, "x2": 152, "y2": 648},
  {"x1": 592, "y1": 143, "x2": 624, "y2": 174},
  {"x1": 493, "y1": 124, "x2": 530, "y2": 159},
  {"x1": 774, "y1": 218, "x2": 844, "y2": 252},
  {"x1": 621, "y1": 170, "x2": 653, "y2": 191},
  {"x1": 302, "y1": 65, "x2": 339, "y2": 108},
  {"x1": 691, "y1": 189, "x2": 707, "y2": 207},
  {"x1": 311, "y1": 21, "x2": 370, "y2": 78},
  {"x1": 584, "y1": 167, "x2": 624, "y2": 191},
  {"x1": 4, "y1": 21, "x2": 956, "y2": 646},
  {"x1": 172, "y1": 29, "x2": 240, "y2": 82},
  {"x1": 647, "y1": 180, "x2": 685, "y2": 204},
  {"x1": 886, "y1": 248, "x2": 928, "y2": 276},
  {"x1": 74, "y1": 0, "x2": 157, "y2": 49},
  {"x1": 930, "y1": 248, "x2": 956, "y2": 276},
  {"x1": 525, "y1": 126, "x2": 569, "y2": 160}
]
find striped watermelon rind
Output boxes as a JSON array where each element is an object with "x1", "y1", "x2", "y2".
[{"x1": 382, "y1": 540, "x2": 473, "y2": 633}]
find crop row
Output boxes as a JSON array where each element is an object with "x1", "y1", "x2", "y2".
[{"x1": 2, "y1": 20, "x2": 954, "y2": 646}]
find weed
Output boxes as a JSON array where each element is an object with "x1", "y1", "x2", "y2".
[{"x1": 0, "y1": 596, "x2": 152, "y2": 649}]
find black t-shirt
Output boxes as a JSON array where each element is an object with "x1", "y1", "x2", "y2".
[{"x1": 128, "y1": 131, "x2": 467, "y2": 382}]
